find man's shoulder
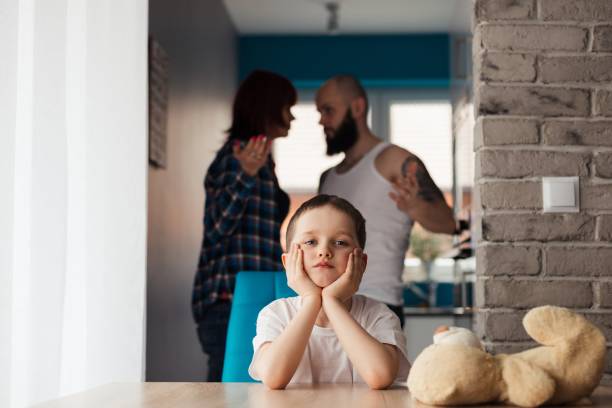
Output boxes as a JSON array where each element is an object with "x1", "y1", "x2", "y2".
[
  {"x1": 321, "y1": 166, "x2": 336, "y2": 177},
  {"x1": 376, "y1": 143, "x2": 417, "y2": 162},
  {"x1": 318, "y1": 166, "x2": 336, "y2": 191},
  {"x1": 374, "y1": 144, "x2": 417, "y2": 180}
]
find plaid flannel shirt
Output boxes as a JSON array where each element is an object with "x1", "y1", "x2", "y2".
[{"x1": 192, "y1": 141, "x2": 287, "y2": 323}]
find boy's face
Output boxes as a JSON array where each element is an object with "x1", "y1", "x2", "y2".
[{"x1": 290, "y1": 205, "x2": 360, "y2": 288}]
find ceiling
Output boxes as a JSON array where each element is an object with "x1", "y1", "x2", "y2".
[{"x1": 222, "y1": 0, "x2": 473, "y2": 35}]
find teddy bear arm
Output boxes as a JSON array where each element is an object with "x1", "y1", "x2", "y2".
[{"x1": 499, "y1": 355, "x2": 556, "y2": 408}]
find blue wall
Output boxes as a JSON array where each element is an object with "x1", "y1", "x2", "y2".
[{"x1": 239, "y1": 34, "x2": 450, "y2": 88}]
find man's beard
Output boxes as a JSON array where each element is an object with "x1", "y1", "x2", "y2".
[{"x1": 325, "y1": 111, "x2": 358, "y2": 156}]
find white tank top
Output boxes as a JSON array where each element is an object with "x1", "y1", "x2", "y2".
[{"x1": 320, "y1": 142, "x2": 413, "y2": 306}]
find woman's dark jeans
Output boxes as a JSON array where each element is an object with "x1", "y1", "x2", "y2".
[{"x1": 196, "y1": 300, "x2": 232, "y2": 382}]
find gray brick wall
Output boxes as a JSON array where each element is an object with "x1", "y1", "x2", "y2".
[
  {"x1": 594, "y1": 89, "x2": 612, "y2": 116},
  {"x1": 593, "y1": 26, "x2": 612, "y2": 51},
  {"x1": 473, "y1": 0, "x2": 612, "y2": 381}
]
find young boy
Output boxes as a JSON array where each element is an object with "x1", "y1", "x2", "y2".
[{"x1": 248, "y1": 194, "x2": 410, "y2": 389}]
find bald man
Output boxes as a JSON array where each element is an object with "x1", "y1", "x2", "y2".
[{"x1": 316, "y1": 75, "x2": 456, "y2": 326}]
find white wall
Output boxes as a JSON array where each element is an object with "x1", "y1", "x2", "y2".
[
  {"x1": 146, "y1": 0, "x2": 238, "y2": 380},
  {"x1": 0, "y1": 0, "x2": 148, "y2": 406},
  {"x1": 0, "y1": 1, "x2": 19, "y2": 404}
]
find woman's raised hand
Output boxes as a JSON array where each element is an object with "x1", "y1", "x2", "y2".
[{"x1": 232, "y1": 135, "x2": 272, "y2": 177}]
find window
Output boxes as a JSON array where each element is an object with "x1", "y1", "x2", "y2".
[
  {"x1": 388, "y1": 100, "x2": 453, "y2": 191},
  {"x1": 273, "y1": 103, "x2": 341, "y2": 193}
]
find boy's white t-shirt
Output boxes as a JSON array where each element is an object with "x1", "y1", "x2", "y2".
[{"x1": 248, "y1": 294, "x2": 411, "y2": 384}]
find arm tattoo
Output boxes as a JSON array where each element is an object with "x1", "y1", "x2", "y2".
[{"x1": 401, "y1": 156, "x2": 445, "y2": 203}]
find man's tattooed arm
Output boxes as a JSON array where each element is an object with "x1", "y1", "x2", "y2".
[{"x1": 400, "y1": 156, "x2": 445, "y2": 203}]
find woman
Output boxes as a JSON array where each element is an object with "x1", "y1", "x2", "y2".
[{"x1": 192, "y1": 70, "x2": 296, "y2": 381}]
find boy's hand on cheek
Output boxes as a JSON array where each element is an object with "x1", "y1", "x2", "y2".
[
  {"x1": 284, "y1": 244, "x2": 321, "y2": 299},
  {"x1": 322, "y1": 248, "x2": 367, "y2": 302}
]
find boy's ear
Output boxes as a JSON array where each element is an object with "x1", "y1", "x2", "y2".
[
  {"x1": 281, "y1": 253, "x2": 287, "y2": 269},
  {"x1": 362, "y1": 253, "x2": 368, "y2": 269}
]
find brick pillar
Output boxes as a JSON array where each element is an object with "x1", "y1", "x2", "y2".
[{"x1": 473, "y1": 0, "x2": 612, "y2": 381}]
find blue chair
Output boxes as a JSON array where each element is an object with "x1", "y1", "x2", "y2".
[{"x1": 222, "y1": 271, "x2": 296, "y2": 382}]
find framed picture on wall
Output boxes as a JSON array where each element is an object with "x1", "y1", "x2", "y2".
[{"x1": 148, "y1": 37, "x2": 169, "y2": 169}]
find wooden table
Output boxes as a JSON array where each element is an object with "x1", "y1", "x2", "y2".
[{"x1": 33, "y1": 382, "x2": 612, "y2": 408}]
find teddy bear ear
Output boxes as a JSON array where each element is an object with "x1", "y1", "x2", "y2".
[{"x1": 500, "y1": 355, "x2": 556, "y2": 407}]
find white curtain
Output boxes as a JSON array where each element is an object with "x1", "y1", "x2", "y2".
[{"x1": 0, "y1": 0, "x2": 148, "y2": 406}]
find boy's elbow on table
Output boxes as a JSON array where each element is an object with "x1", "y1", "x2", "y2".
[
  {"x1": 364, "y1": 372, "x2": 395, "y2": 390},
  {"x1": 258, "y1": 367, "x2": 290, "y2": 390},
  {"x1": 262, "y1": 377, "x2": 289, "y2": 390},
  {"x1": 362, "y1": 367, "x2": 396, "y2": 390}
]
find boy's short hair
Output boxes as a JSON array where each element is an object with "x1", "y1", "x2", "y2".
[{"x1": 285, "y1": 194, "x2": 366, "y2": 249}]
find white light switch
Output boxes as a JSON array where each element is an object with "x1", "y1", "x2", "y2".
[{"x1": 542, "y1": 177, "x2": 579, "y2": 213}]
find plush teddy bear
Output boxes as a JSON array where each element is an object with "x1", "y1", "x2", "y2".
[{"x1": 407, "y1": 306, "x2": 607, "y2": 407}]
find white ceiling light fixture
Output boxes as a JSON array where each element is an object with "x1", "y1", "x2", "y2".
[
  {"x1": 326, "y1": 2, "x2": 339, "y2": 34},
  {"x1": 305, "y1": 0, "x2": 342, "y2": 34}
]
